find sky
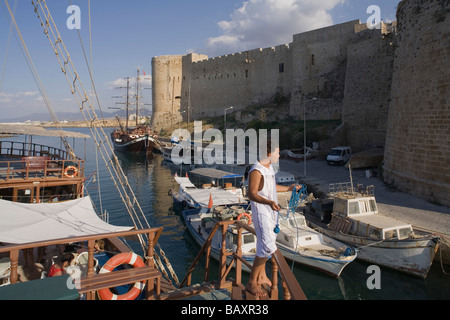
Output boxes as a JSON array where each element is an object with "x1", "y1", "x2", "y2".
[{"x1": 0, "y1": 0, "x2": 401, "y2": 121}]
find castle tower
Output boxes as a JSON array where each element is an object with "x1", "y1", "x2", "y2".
[
  {"x1": 151, "y1": 55, "x2": 184, "y2": 134},
  {"x1": 383, "y1": 0, "x2": 450, "y2": 206}
]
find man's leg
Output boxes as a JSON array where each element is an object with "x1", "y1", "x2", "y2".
[{"x1": 246, "y1": 256, "x2": 268, "y2": 297}]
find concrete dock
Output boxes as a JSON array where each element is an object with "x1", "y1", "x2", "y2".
[{"x1": 279, "y1": 158, "x2": 450, "y2": 265}]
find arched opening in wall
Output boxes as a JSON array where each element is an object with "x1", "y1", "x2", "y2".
[
  {"x1": 311, "y1": 54, "x2": 315, "y2": 66},
  {"x1": 279, "y1": 63, "x2": 285, "y2": 73},
  {"x1": 245, "y1": 70, "x2": 249, "y2": 78}
]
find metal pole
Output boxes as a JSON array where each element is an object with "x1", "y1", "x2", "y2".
[
  {"x1": 304, "y1": 104, "x2": 306, "y2": 177},
  {"x1": 303, "y1": 98, "x2": 317, "y2": 177}
]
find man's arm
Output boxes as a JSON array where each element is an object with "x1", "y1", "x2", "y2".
[{"x1": 276, "y1": 184, "x2": 302, "y2": 192}]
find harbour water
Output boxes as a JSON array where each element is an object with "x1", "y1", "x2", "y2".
[{"x1": 8, "y1": 127, "x2": 450, "y2": 300}]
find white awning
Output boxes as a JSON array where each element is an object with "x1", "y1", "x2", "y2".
[
  {"x1": 0, "y1": 197, "x2": 133, "y2": 244},
  {"x1": 174, "y1": 176, "x2": 196, "y2": 189}
]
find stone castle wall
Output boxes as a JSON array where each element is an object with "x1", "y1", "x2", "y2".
[
  {"x1": 383, "y1": 0, "x2": 450, "y2": 206},
  {"x1": 342, "y1": 25, "x2": 396, "y2": 151},
  {"x1": 152, "y1": 20, "x2": 371, "y2": 132}
]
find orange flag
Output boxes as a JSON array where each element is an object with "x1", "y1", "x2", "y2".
[{"x1": 208, "y1": 193, "x2": 213, "y2": 209}]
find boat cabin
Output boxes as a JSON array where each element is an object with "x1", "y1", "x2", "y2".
[
  {"x1": 277, "y1": 213, "x2": 322, "y2": 248},
  {"x1": 331, "y1": 194, "x2": 414, "y2": 241},
  {"x1": 0, "y1": 140, "x2": 85, "y2": 203}
]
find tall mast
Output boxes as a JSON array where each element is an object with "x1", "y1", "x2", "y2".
[
  {"x1": 136, "y1": 68, "x2": 140, "y2": 126},
  {"x1": 126, "y1": 77, "x2": 130, "y2": 131}
]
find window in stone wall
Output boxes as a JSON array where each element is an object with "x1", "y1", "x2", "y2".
[
  {"x1": 311, "y1": 55, "x2": 315, "y2": 66},
  {"x1": 245, "y1": 70, "x2": 249, "y2": 78},
  {"x1": 279, "y1": 63, "x2": 284, "y2": 73}
]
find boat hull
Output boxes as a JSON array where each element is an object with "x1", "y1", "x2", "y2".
[
  {"x1": 111, "y1": 135, "x2": 156, "y2": 153},
  {"x1": 172, "y1": 191, "x2": 198, "y2": 210},
  {"x1": 277, "y1": 243, "x2": 355, "y2": 278},
  {"x1": 182, "y1": 209, "x2": 255, "y2": 273},
  {"x1": 318, "y1": 228, "x2": 439, "y2": 278}
]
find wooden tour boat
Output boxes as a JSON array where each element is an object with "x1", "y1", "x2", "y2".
[{"x1": 110, "y1": 69, "x2": 159, "y2": 154}]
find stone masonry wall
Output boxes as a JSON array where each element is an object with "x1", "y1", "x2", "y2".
[
  {"x1": 342, "y1": 25, "x2": 396, "y2": 152},
  {"x1": 383, "y1": 0, "x2": 450, "y2": 206}
]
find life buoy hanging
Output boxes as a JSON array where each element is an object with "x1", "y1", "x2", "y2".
[
  {"x1": 98, "y1": 252, "x2": 145, "y2": 301},
  {"x1": 237, "y1": 212, "x2": 252, "y2": 225},
  {"x1": 64, "y1": 166, "x2": 78, "y2": 178}
]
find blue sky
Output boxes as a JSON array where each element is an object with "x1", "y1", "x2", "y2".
[{"x1": 0, "y1": 0, "x2": 401, "y2": 121}]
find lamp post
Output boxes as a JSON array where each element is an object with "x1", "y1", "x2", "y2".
[
  {"x1": 303, "y1": 97, "x2": 317, "y2": 177},
  {"x1": 178, "y1": 111, "x2": 186, "y2": 131},
  {"x1": 224, "y1": 107, "x2": 234, "y2": 131}
]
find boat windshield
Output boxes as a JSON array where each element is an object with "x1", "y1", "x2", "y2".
[
  {"x1": 288, "y1": 216, "x2": 306, "y2": 228},
  {"x1": 398, "y1": 227, "x2": 413, "y2": 240},
  {"x1": 348, "y1": 201, "x2": 360, "y2": 215}
]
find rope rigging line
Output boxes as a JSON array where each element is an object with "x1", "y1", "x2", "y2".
[
  {"x1": 3, "y1": 0, "x2": 75, "y2": 159},
  {"x1": 17, "y1": 0, "x2": 180, "y2": 286},
  {"x1": 31, "y1": 0, "x2": 149, "y2": 234},
  {"x1": 273, "y1": 185, "x2": 309, "y2": 270},
  {"x1": 274, "y1": 184, "x2": 308, "y2": 233}
]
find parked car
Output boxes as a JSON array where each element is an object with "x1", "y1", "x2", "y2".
[{"x1": 327, "y1": 146, "x2": 352, "y2": 165}]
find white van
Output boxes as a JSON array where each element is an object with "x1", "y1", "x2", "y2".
[{"x1": 327, "y1": 146, "x2": 352, "y2": 165}]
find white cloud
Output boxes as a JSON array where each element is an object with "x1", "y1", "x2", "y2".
[
  {"x1": 106, "y1": 76, "x2": 152, "y2": 90},
  {"x1": 204, "y1": 0, "x2": 345, "y2": 56}
]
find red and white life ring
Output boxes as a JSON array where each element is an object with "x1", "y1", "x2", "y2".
[
  {"x1": 64, "y1": 166, "x2": 78, "y2": 178},
  {"x1": 98, "y1": 252, "x2": 145, "y2": 300},
  {"x1": 237, "y1": 212, "x2": 252, "y2": 225}
]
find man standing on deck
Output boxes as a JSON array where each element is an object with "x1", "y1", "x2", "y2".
[{"x1": 246, "y1": 139, "x2": 300, "y2": 297}]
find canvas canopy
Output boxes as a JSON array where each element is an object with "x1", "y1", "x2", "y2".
[
  {"x1": 0, "y1": 196, "x2": 133, "y2": 244},
  {"x1": 185, "y1": 189, "x2": 245, "y2": 207},
  {"x1": 190, "y1": 168, "x2": 243, "y2": 179}
]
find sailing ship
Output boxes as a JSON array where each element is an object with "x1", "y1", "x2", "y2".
[{"x1": 110, "y1": 69, "x2": 159, "y2": 153}]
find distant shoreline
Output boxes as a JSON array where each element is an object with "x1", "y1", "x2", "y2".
[{"x1": 40, "y1": 119, "x2": 118, "y2": 128}]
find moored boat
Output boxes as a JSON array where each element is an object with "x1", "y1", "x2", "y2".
[
  {"x1": 306, "y1": 183, "x2": 440, "y2": 278},
  {"x1": 110, "y1": 69, "x2": 158, "y2": 154},
  {"x1": 275, "y1": 209, "x2": 356, "y2": 277},
  {"x1": 182, "y1": 206, "x2": 256, "y2": 273},
  {"x1": 111, "y1": 125, "x2": 159, "y2": 153},
  {"x1": 170, "y1": 170, "x2": 247, "y2": 210}
]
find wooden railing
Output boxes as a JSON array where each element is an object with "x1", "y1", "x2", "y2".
[
  {"x1": 179, "y1": 220, "x2": 307, "y2": 300},
  {"x1": 0, "y1": 141, "x2": 80, "y2": 161},
  {"x1": 0, "y1": 158, "x2": 84, "y2": 182},
  {"x1": 0, "y1": 228, "x2": 163, "y2": 300},
  {"x1": 0, "y1": 141, "x2": 84, "y2": 182}
]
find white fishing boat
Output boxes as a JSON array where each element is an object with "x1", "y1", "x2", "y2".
[
  {"x1": 275, "y1": 210, "x2": 357, "y2": 278},
  {"x1": 170, "y1": 170, "x2": 247, "y2": 210},
  {"x1": 307, "y1": 182, "x2": 440, "y2": 278},
  {"x1": 182, "y1": 206, "x2": 256, "y2": 273}
]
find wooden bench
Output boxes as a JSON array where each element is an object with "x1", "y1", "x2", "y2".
[
  {"x1": 79, "y1": 266, "x2": 161, "y2": 300},
  {"x1": 23, "y1": 156, "x2": 50, "y2": 170}
]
